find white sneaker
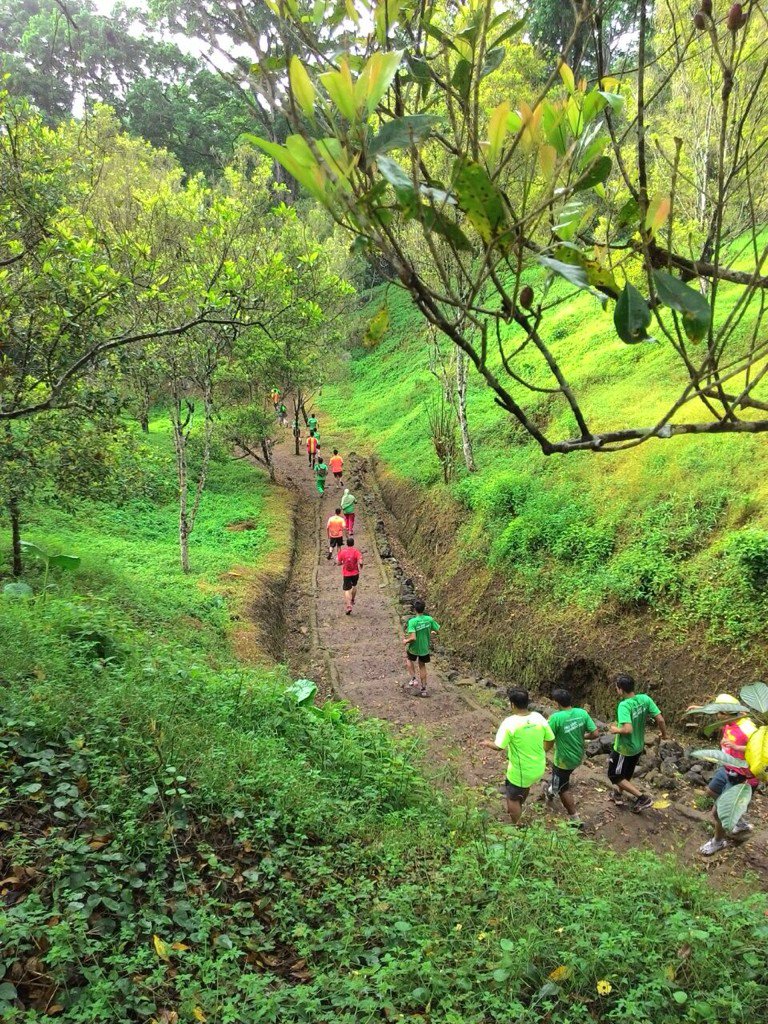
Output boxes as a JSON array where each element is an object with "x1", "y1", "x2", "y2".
[
  {"x1": 699, "y1": 837, "x2": 728, "y2": 856},
  {"x1": 731, "y1": 821, "x2": 753, "y2": 836}
]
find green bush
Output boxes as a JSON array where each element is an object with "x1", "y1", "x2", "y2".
[{"x1": 726, "y1": 527, "x2": 768, "y2": 587}]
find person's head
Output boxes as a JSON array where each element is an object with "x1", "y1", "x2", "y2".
[
  {"x1": 335, "y1": 507, "x2": 342, "y2": 515},
  {"x1": 615, "y1": 673, "x2": 636, "y2": 695},
  {"x1": 552, "y1": 687, "x2": 573, "y2": 709},
  {"x1": 507, "y1": 687, "x2": 529, "y2": 710},
  {"x1": 412, "y1": 598, "x2": 426, "y2": 614},
  {"x1": 343, "y1": 487, "x2": 350, "y2": 495},
  {"x1": 333, "y1": 448, "x2": 339, "y2": 455},
  {"x1": 346, "y1": 537, "x2": 355, "y2": 546},
  {"x1": 309, "y1": 430, "x2": 315, "y2": 437}
]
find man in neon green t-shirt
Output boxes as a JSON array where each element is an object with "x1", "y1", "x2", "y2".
[
  {"x1": 607, "y1": 673, "x2": 667, "y2": 812},
  {"x1": 402, "y1": 599, "x2": 440, "y2": 698},
  {"x1": 482, "y1": 688, "x2": 554, "y2": 825},
  {"x1": 546, "y1": 688, "x2": 599, "y2": 827}
]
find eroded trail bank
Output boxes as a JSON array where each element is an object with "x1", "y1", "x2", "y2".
[{"x1": 269, "y1": 435, "x2": 768, "y2": 889}]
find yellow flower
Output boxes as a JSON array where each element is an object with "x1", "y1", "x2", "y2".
[
  {"x1": 597, "y1": 980, "x2": 613, "y2": 996},
  {"x1": 477, "y1": 932, "x2": 488, "y2": 942},
  {"x1": 454, "y1": 923, "x2": 462, "y2": 931}
]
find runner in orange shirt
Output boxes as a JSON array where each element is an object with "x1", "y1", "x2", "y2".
[
  {"x1": 306, "y1": 431, "x2": 318, "y2": 469},
  {"x1": 329, "y1": 449, "x2": 344, "y2": 488},
  {"x1": 326, "y1": 507, "x2": 346, "y2": 560}
]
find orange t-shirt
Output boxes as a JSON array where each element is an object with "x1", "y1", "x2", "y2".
[
  {"x1": 327, "y1": 515, "x2": 345, "y2": 538},
  {"x1": 329, "y1": 455, "x2": 343, "y2": 473}
]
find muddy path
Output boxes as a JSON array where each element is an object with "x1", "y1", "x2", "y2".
[{"x1": 270, "y1": 432, "x2": 768, "y2": 891}]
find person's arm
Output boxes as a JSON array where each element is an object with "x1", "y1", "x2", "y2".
[
  {"x1": 609, "y1": 722, "x2": 632, "y2": 735},
  {"x1": 544, "y1": 740, "x2": 554, "y2": 752},
  {"x1": 480, "y1": 739, "x2": 504, "y2": 751},
  {"x1": 653, "y1": 713, "x2": 668, "y2": 740},
  {"x1": 402, "y1": 631, "x2": 416, "y2": 647},
  {"x1": 585, "y1": 728, "x2": 600, "y2": 740}
]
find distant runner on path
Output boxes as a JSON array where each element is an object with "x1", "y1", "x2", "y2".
[
  {"x1": 402, "y1": 599, "x2": 440, "y2": 698},
  {"x1": 337, "y1": 536, "x2": 363, "y2": 615},
  {"x1": 314, "y1": 456, "x2": 328, "y2": 496},
  {"x1": 307, "y1": 413, "x2": 319, "y2": 440},
  {"x1": 607, "y1": 674, "x2": 667, "y2": 813},
  {"x1": 341, "y1": 487, "x2": 356, "y2": 535},
  {"x1": 482, "y1": 688, "x2": 554, "y2": 826},
  {"x1": 270, "y1": 387, "x2": 280, "y2": 410},
  {"x1": 329, "y1": 449, "x2": 344, "y2": 487},
  {"x1": 545, "y1": 689, "x2": 599, "y2": 828},
  {"x1": 326, "y1": 507, "x2": 346, "y2": 561},
  {"x1": 306, "y1": 431, "x2": 318, "y2": 468},
  {"x1": 279, "y1": 402, "x2": 288, "y2": 426}
]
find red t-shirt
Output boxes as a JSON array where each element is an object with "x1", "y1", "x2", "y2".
[
  {"x1": 722, "y1": 718, "x2": 758, "y2": 784},
  {"x1": 337, "y1": 547, "x2": 362, "y2": 576},
  {"x1": 307, "y1": 436, "x2": 318, "y2": 453}
]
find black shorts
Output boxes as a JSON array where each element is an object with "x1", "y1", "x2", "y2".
[
  {"x1": 607, "y1": 750, "x2": 641, "y2": 784},
  {"x1": 329, "y1": 537, "x2": 343, "y2": 548},
  {"x1": 406, "y1": 652, "x2": 431, "y2": 664},
  {"x1": 342, "y1": 574, "x2": 359, "y2": 590},
  {"x1": 551, "y1": 765, "x2": 574, "y2": 794},
  {"x1": 333, "y1": 471, "x2": 343, "y2": 479},
  {"x1": 504, "y1": 780, "x2": 530, "y2": 802}
]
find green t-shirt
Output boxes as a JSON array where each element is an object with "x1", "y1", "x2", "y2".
[
  {"x1": 315, "y1": 462, "x2": 327, "y2": 479},
  {"x1": 548, "y1": 707, "x2": 596, "y2": 770},
  {"x1": 341, "y1": 492, "x2": 356, "y2": 513},
  {"x1": 495, "y1": 712, "x2": 555, "y2": 788},
  {"x1": 613, "y1": 693, "x2": 661, "y2": 756},
  {"x1": 406, "y1": 614, "x2": 440, "y2": 656},
  {"x1": 307, "y1": 416, "x2": 318, "y2": 431}
]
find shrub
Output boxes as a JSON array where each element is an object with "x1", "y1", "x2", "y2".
[{"x1": 726, "y1": 528, "x2": 768, "y2": 587}]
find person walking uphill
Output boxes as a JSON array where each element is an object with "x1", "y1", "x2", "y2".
[
  {"x1": 402, "y1": 599, "x2": 440, "y2": 698},
  {"x1": 329, "y1": 449, "x2": 344, "y2": 487},
  {"x1": 607, "y1": 673, "x2": 667, "y2": 812},
  {"x1": 341, "y1": 487, "x2": 356, "y2": 536},
  {"x1": 337, "y1": 536, "x2": 363, "y2": 615},
  {"x1": 326, "y1": 507, "x2": 345, "y2": 561},
  {"x1": 307, "y1": 431, "x2": 318, "y2": 469},
  {"x1": 482, "y1": 689, "x2": 554, "y2": 826},
  {"x1": 314, "y1": 455, "x2": 328, "y2": 496},
  {"x1": 546, "y1": 688, "x2": 599, "y2": 827}
]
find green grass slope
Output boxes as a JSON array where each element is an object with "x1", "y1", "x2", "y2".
[
  {"x1": 1, "y1": 421, "x2": 767, "y2": 1022},
  {"x1": 321, "y1": 283, "x2": 768, "y2": 647}
]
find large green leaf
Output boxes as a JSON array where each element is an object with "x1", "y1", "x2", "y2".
[
  {"x1": 739, "y1": 681, "x2": 768, "y2": 713},
  {"x1": 716, "y1": 782, "x2": 752, "y2": 833},
  {"x1": 376, "y1": 155, "x2": 415, "y2": 201},
  {"x1": 480, "y1": 47, "x2": 506, "y2": 80},
  {"x1": 418, "y1": 205, "x2": 473, "y2": 251},
  {"x1": 286, "y1": 678, "x2": 318, "y2": 706},
  {"x1": 652, "y1": 270, "x2": 711, "y2": 342},
  {"x1": 572, "y1": 156, "x2": 612, "y2": 193},
  {"x1": 614, "y1": 283, "x2": 652, "y2": 344},
  {"x1": 3, "y1": 581, "x2": 33, "y2": 599},
  {"x1": 745, "y1": 725, "x2": 768, "y2": 779},
  {"x1": 20, "y1": 540, "x2": 46, "y2": 561},
  {"x1": 48, "y1": 554, "x2": 80, "y2": 571},
  {"x1": 452, "y1": 59, "x2": 473, "y2": 104},
  {"x1": 686, "y1": 702, "x2": 750, "y2": 716},
  {"x1": 537, "y1": 256, "x2": 590, "y2": 291},
  {"x1": 246, "y1": 136, "x2": 325, "y2": 201},
  {"x1": 690, "y1": 748, "x2": 750, "y2": 769},
  {"x1": 370, "y1": 115, "x2": 440, "y2": 155},
  {"x1": 452, "y1": 159, "x2": 507, "y2": 243},
  {"x1": 289, "y1": 56, "x2": 316, "y2": 119}
]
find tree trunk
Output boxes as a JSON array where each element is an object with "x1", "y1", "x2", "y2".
[
  {"x1": 171, "y1": 403, "x2": 191, "y2": 573},
  {"x1": 140, "y1": 411, "x2": 149, "y2": 433},
  {"x1": 261, "y1": 437, "x2": 276, "y2": 482},
  {"x1": 456, "y1": 350, "x2": 476, "y2": 473},
  {"x1": 9, "y1": 496, "x2": 22, "y2": 577}
]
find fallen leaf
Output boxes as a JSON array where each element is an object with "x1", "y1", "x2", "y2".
[
  {"x1": 153, "y1": 935, "x2": 170, "y2": 962},
  {"x1": 193, "y1": 1009, "x2": 206, "y2": 1022},
  {"x1": 652, "y1": 799, "x2": 671, "y2": 809},
  {"x1": 170, "y1": 942, "x2": 189, "y2": 952}
]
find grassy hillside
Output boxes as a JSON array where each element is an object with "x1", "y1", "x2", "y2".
[
  {"x1": 1, "y1": 421, "x2": 767, "y2": 1022},
  {"x1": 321, "y1": 282, "x2": 768, "y2": 647}
]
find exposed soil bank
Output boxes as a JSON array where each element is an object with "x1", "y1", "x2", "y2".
[{"x1": 369, "y1": 458, "x2": 764, "y2": 719}]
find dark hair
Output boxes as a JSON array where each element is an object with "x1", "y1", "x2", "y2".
[
  {"x1": 309, "y1": 430, "x2": 315, "y2": 436},
  {"x1": 552, "y1": 688, "x2": 572, "y2": 708},
  {"x1": 615, "y1": 673, "x2": 635, "y2": 693},
  {"x1": 412, "y1": 598, "x2": 426, "y2": 613},
  {"x1": 507, "y1": 687, "x2": 529, "y2": 710},
  {"x1": 346, "y1": 537, "x2": 355, "y2": 546},
  {"x1": 335, "y1": 507, "x2": 342, "y2": 515},
  {"x1": 333, "y1": 448, "x2": 339, "y2": 454}
]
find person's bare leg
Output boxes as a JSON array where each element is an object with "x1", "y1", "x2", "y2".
[
  {"x1": 617, "y1": 779, "x2": 643, "y2": 800},
  {"x1": 351, "y1": 583, "x2": 357, "y2": 605},
  {"x1": 343, "y1": 587, "x2": 352, "y2": 613},
  {"x1": 505, "y1": 798, "x2": 523, "y2": 825},
  {"x1": 419, "y1": 662, "x2": 427, "y2": 690},
  {"x1": 560, "y1": 788, "x2": 577, "y2": 816},
  {"x1": 404, "y1": 653, "x2": 416, "y2": 686}
]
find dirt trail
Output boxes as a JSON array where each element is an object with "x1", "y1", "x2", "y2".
[{"x1": 271, "y1": 432, "x2": 768, "y2": 891}]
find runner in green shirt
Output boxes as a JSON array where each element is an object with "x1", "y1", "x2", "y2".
[
  {"x1": 481, "y1": 688, "x2": 554, "y2": 825},
  {"x1": 546, "y1": 688, "x2": 599, "y2": 827},
  {"x1": 402, "y1": 599, "x2": 440, "y2": 698},
  {"x1": 607, "y1": 673, "x2": 667, "y2": 812},
  {"x1": 314, "y1": 457, "x2": 328, "y2": 496},
  {"x1": 306, "y1": 413, "x2": 319, "y2": 441}
]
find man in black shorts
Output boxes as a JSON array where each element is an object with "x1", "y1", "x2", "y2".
[
  {"x1": 607, "y1": 674, "x2": 667, "y2": 812},
  {"x1": 326, "y1": 508, "x2": 345, "y2": 560},
  {"x1": 402, "y1": 599, "x2": 440, "y2": 697},
  {"x1": 337, "y1": 536, "x2": 363, "y2": 615}
]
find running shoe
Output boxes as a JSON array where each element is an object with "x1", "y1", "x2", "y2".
[
  {"x1": 699, "y1": 837, "x2": 728, "y2": 856},
  {"x1": 631, "y1": 794, "x2": 653, "y2": 813}
]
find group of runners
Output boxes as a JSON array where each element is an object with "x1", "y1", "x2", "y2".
[{"x1": 273, "y1": 389, "x2": 757, "y2": 855}]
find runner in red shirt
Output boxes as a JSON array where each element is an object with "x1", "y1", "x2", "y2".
[{"x1": 337, "y1": 536, "x2": 363, "y2": 615}]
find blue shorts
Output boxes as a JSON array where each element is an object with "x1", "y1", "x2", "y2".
[{"x1": 708, "y1": 766, "x2": 750, "y2": 796}]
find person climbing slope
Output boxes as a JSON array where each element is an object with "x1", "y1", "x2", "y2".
[
  {"x1": 306, "y1": 431, "x2": 318, "y2": 469},
  {"x1": 402, "y1": 599, "x2": 440, "y2": 698},
  {"x1": 545, "y1": 688, "x2": 599, "y2": 828},
  {"x1": 337, "y1": 536, "x2": 363, "y2": 615},
  {"x1": 341, "y1": 487, "x2": 356, "y2": 536},
  {"x1": 607, "y1": 673, "x2": 667, "y2": 812},
  {"x1": 307, "y1": 412, "x2": 319, "y2": 440},
  {"x1": 270, "y1": 387, "x2": 280, "y2": 411},
  {"x1": 326, "y1": 507, "x2": 346, "y2": 561},
  {"x1": 279, "y1": 402, "x2": 288, "y2": 426},
  {"x1": 314, "y1": 455, "x2": 328, "y2": 496},
  {"x1": 481, "y1": 688, "x2": 554, "y2": 826},
  {"x1": 329, "y1": 449, "x2": 344, "y2": 487}
]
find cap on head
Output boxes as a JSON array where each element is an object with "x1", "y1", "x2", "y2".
[{"x1": 507, "y1": 687, "x2": 529, "y2": 710}]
